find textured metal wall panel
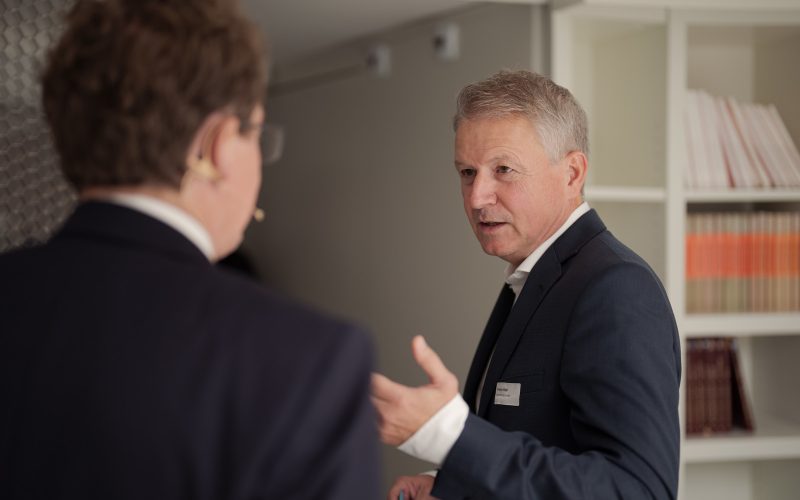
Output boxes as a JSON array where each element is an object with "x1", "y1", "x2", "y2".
[{"x1": 0, "y1": 0, "x2": 76, "y2": 253}]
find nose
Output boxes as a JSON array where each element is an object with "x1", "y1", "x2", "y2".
[{"x1": 467, "y1": 172, "x2": 497, "y2": 209}]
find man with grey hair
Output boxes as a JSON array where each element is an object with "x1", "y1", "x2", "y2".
[{"x1": 372, "y1": 70, "x2": 681, "y2": 499}]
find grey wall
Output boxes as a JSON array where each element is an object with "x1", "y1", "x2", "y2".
[{"x1": 244, "y1": 3, "x2": 547, "y2": 488}]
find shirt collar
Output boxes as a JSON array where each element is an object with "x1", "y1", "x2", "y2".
[
  {"x1": 504, "y1": 202, "x2": 590, "y2": 298},
  {"x1": 101, "y1": 193, "x2": 216, "y2": 261}
]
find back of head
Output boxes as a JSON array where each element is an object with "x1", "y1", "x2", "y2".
[
  {"x1": 42, "y1": 0, "x2": 267, "y2": 191},
  {"x1": 453, "y1": 70, "x2": 589, "y2": 162}
]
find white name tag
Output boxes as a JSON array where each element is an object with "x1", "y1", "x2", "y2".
[{"x1": 494, "y1": 382, "x2": 521, "y2": 406}]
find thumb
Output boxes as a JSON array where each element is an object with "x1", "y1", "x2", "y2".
[{"x1": 411, "y1": 335, "x2": 451, "y2": 385}]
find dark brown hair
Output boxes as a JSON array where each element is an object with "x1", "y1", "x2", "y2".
[{"x1": 42, "y1": 0, "x2": 268, "y2": 190}]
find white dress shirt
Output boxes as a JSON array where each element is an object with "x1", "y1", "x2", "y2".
[
  {"x1": 100, "y1": 193, "x2": 216, "y2": 261},
  {"x1": 398, "y1": 202, "x2": 591, "y2": 466}
]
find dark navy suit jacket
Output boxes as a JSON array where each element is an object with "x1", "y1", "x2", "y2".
[
  {"x1": 432, "y1": 209, "x2": 681, "y2": 499},
  {"x1": 0, "y1": 202, "x2": 380, "y2": 500}
]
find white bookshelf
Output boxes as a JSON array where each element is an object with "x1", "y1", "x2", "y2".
[
  {"x1": 686, "y1": 189, "x2": 800, "y2": 203},
  {"x1": 585, "y1": 185, "x2": 667, "y2": 202},
  {"x1": 552, "y1": 2, "x2": 800, "y2": 499},
  {"x1": 684, "y1": 414, "x2": 800, "y2": 463},
  {"x1": 684, "y1": 313, "x2": 800, "y2": 338}
]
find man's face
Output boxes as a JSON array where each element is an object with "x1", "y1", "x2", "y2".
[
  {"x1": 454, "y1": 115, "x2": 582, "y2": 267},
  {"x1": 216, "y1": 104, "x2": 265, "y2": 256}
]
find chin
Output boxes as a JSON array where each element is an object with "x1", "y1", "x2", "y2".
[
  {"x1": 217, "y1": 235, "x2": 244, "y2": 260},
  {"x1": 480, "y1": 244, "x2": 519, "y2": 264},
  {"x1": 479, "y1": 243, "x2": 504, "y2": 258}
]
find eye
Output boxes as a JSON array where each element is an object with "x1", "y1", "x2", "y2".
[
  {"x1": 459, "y1": 168, "x2": 476, "y2": 179},
  {"x1": 496, "y1": 165, "x2": 513, "y2": 174}
]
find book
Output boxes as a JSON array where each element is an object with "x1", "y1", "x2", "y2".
[
  {"x1": 729, "y1": 339, "x2": 753, "y2": 432},
  {"x1": 685, "y1": 338, "x2": 754, "y2": 435},
  {"x1": 686, "y1": 211, "x2": 800, "y2": 313},
  {"x1": 683, "y1": 91, "x2": 800, "y2": 188}
]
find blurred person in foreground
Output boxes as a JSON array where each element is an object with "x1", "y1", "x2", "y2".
[
  {"x1": 372, "y1": 71, "x2": 680, "y2": 499},
  {"x1": 0, "y1": 1, "x2": 380, "y2": 498}
]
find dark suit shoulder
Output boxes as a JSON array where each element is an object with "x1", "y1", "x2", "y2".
[
  {"x1": 195, "y1": 270, "x2": 379, "y2": 499},
  {"x1": 207, "y1": 266, "x2": 371, "y2": 349},
  {"x1": 583, "y1": 229, "x2": 650, "y2": 267},
  {"x1": 564, "y1": 229, "x2": 664, "y2": 292},
  {"x1": 0, "y1": 242, "x2": 47, "y2": 272},
  {"x1": 190, "y1": 267, "x2": 375, "y2": 413},
  {"x1": 0, "y1": 222, "x2": 380, "y2": 500}
]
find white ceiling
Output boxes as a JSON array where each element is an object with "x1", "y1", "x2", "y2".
[{"x1": 242, "y1": 0, "x2": 474, "y2": 65}]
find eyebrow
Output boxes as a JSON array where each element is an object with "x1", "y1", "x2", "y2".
[
  {"x1": 489, "y1": 153, "x2": 517, "y2": 164},
  {"x1": 454, "y1": 153, "x2": 517, "y2": 169}
]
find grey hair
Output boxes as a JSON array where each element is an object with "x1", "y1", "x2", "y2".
[{"x1": 453, "y1": 70, "x2": 589, "y2": 162}]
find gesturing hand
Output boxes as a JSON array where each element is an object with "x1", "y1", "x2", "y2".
[
  {"x1": 388, "y1": 474, "x2": 437, "y2": 500},
  {"x1": 371, "y1": 335, "x2": 459, "y2": 445}
]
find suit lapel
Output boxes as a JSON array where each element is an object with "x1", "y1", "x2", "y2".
[
  {"x1": 477, "y1": 250, "x2": 562, "y2": 416},
  {"x1": 463, "y1": 284, "x2": 515, "y2": 413},
  {"x1": 475, "y1": 209, "x2": 607, "y2": 417}
]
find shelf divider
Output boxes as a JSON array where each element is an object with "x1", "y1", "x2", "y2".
[
  {"x1": 684, "y1": 415, "x2": 800, "y2": 463},
  {"x1": 683, "y1": 313, "x2": 800, "y2": 338},
  {"x1": 584, "y1": 185, "x2": 666, "y2": 203}
]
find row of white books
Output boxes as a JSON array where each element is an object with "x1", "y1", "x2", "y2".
[{"x1": 684, "y1": 90, "x2": 800, "y2": 189}]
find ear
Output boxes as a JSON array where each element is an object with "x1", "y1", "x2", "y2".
[
  {"x1": 206, "y1": 115, "x2": 244, "y2": 180},
  {"x1": 564, "y1": 150, "x2": 588, "y2": 195},
  {"x1": 184, "y1": 113, "x2": 233, "y2": 182}
]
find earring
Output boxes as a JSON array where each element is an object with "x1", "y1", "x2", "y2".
[{"x1": 189, "y1": 156, "x2": 221, "y2": 181}]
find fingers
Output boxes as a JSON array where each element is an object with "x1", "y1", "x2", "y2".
[
  {"x1": 373, "y1": 337, "x2": 453, "y2": 392},
  {"x1": 370, "y1": 391, "x2": 409, "y2": 445},
  {"x1": 387, "y1": 483, "x2": 404, "y2": 500},
  {"x1": 388, "y1": 475, "x2": 434, "y2": 500},
  {"x1": 388, "y1": 476, "x2": 415, "y2": 500},
  {"x1": 371, "y1": 338, "x2": 458, "y2": 446},
  {"x1": 411, "y1": 336, "x2": 454, "y2": 388},
  {"x1": 371, "y1": 372, "x2": 406, "y2": 402}
]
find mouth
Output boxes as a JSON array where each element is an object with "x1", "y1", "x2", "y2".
[{"x1": 477, "y1": 221, "x2": 507, "y2": 232}]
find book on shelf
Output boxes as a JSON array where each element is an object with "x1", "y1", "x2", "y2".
[
  {"x1": 729, "y1": 339, "x2": 754, "y2": 432},
  {"x1": 684, "y1": 89, "x2": 800, "y2": 189},
  {"x1": 686, "y1": 211, "x2": 800, "y2": 313},
  {"x1": 685, "y1": 338, "x2": 753, "y2": 436}
]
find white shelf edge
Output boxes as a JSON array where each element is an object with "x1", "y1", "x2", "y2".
[
  {"x1": 677, "y1": 7, "x2": 800, "y2": 24},
  {"x1": 684, "y1": 434, "x2": 800, "y2": 463},
  {"x1": 682, "y1": 313, "x2": 800, "y2": 337},
  {"x1": 684, "y1": 416, "x2": 800, "y2": 463},
  {"x1": 553, "y1": 2, "x2": 667, "y2": 24},
  {"x1": 584, "y1": 186, "x2": 666, "y2": 203},
  {"x1": 685, "y1": 189, "x2": 800, "y2": 203},
  {"x1": 553, "y1": 0, "x2": 800, "y2": 12}
]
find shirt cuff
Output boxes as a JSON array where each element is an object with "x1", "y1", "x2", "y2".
[{"x1": 397, "y1": 394, "x2": 469, "y2": 466}]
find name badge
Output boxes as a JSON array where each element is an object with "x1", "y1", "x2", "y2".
[{"x1": 494, "y1": 382, "x2": 521, "y2": 406}]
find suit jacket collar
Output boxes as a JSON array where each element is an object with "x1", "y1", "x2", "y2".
[
  {"x1": 54, "y1": 201, "x2": 211, "y2": 266},
  {"x1": 550, "y1": 208, "x2": 607, "y2": 267},
  {"x1": 475, "y1": 209, "x2": 606, "y2": 416},
  {"x1": 462, "y1": 283, "x2": 515, "y2": 413}
]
